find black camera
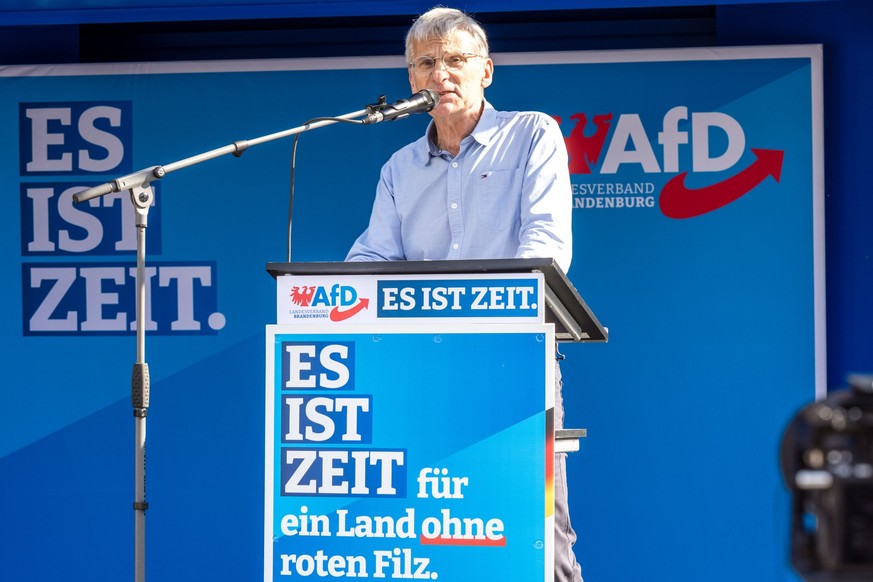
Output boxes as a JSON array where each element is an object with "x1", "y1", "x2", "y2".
[{"x1": 780, "y1": 374, "x2": 873, "y2": 581}]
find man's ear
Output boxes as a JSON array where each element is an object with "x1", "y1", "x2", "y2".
[{"x1": 481, "y1": 58, "x2": 494, "y2": 88}]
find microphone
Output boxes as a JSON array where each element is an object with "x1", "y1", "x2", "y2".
[{"x1": 362, "y1": 90, "x2": 439, "y2": 124}]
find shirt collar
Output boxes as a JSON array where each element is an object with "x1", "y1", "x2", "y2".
[{"x1": 413, "y1": 100, "x2": 497, "y2": 164}]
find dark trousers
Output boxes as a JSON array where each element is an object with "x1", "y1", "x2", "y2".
[{"x1": 554, "y1": 361, "x2": 583, "y2": 582}]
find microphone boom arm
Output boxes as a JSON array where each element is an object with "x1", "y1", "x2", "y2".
[{"x1": 73, "y1": 105, "x2": 370, "y2": 204}]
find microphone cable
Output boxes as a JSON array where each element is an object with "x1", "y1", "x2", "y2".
[{"x1": 286, "y1": 116, "x2": 363, "y2": 262}]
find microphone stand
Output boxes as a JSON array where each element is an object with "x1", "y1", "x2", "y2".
[{"x1": 73, "y1": 97, "x2": 390, "y2": 582}]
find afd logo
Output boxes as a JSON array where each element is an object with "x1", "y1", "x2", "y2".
[
  {"x1": 289, "y1": 285, "x2": 370, "y2": 322},
  {"x1": 555, "y1": 106, "x2": 784, "y2": 219}
]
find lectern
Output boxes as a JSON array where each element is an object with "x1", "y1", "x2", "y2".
[{"x1": 263, "y1": 258, "x2": 606, "y2": 582}]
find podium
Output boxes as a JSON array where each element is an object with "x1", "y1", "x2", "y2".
[{"x1": 263, "y1": 258, "x2": 606, "y2": 581}]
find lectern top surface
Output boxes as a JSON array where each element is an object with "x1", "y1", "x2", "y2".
[{"x1": 266, "y1": 258, "x2": 607, "y2": 343}]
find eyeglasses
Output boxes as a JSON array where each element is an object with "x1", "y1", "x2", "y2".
[{"x1": 408, "y1": 52, "x2": 483, "y2": 75}]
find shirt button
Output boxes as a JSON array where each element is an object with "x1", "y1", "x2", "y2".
[
  {"x1": 450, "y1": 202, "x2": 458, "y2": 210},
  {"x1": 451, "y1": 162, "x2": 459, "y2": 168},
  {"x1": 452, "y1": 243, "x2": 460, "y2": 250}
]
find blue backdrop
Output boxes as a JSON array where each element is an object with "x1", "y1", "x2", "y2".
[
  {"x1": 0, "y1": 0, "x2": 835, "y2": 25},
  {"x1": 1, "y1": 46, "x2": 821, "y2": 580}
]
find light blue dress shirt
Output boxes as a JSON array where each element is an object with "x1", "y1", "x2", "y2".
[{"x1": 346, "y1": 101, "x2": 573, "y2": 272}]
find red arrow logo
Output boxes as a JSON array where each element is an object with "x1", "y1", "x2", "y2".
[
  {"x1": 329, "y1": 298, "x2": 370, "y2": 322},
  {"x1": 659, "y1": 148, "x2": 784, "y2": 219}
]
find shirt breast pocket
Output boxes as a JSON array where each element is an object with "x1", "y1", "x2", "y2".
[{"x1": 474, "y1": 169, "x2": 521, "y2": 231}]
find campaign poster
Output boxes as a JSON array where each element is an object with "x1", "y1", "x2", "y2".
[{"x1": 265, "y1": 325, "x2": 554, "y2": 581}]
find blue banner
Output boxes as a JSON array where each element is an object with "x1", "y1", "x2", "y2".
[
  {"x1": 267, "y1": 328, "x2": 552, "y2": 580},
  {"x1": 0, "y1": 47, "x2": 821, "y2": 582}
]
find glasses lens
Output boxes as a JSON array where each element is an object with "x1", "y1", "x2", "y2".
[
  {"x1": 412, "y1": 56, "x2": 436, "y2": 72},
  {"x1": 443, "y1": 54, "x2": 467, "y2": 70}
]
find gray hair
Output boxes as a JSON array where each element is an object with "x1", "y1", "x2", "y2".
[{"x1": 404, "y1": 7, "x2": 490, "y2": 62}]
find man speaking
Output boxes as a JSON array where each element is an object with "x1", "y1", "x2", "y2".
[{"x1": 347, "y1": 7, "x2": 580, "y2": 581}]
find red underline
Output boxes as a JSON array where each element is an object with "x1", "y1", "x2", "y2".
[{"x1": 419, "y1": 535, "x2": 507, "y2": 547}]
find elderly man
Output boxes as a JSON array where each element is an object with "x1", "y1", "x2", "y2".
[{"x1": 347, "y1": 7, "x2": 581, "y2": 581}]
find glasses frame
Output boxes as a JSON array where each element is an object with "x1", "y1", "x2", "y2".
[{"x1": 408, "y1": 52, "x2": 484, "y2": 75}]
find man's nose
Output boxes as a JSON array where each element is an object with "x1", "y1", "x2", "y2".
[{"x1": 429, "y1": 60, "x2": 450, "y2": 80}]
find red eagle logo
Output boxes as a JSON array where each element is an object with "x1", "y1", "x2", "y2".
[
  {"x1": 290, "y1": 286, "x2": 317, "y2": 307},
  {"x1": 554, "y1": 113, "x2": 613, "y2": 174}
]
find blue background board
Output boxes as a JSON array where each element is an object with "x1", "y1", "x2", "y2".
[
  {"x1": 0, "y1": 0, "x2": 833, "y2": 26},
  {"x1": 0, "y1": 47, "x2": 819, "y2": 581},
  {"x1": 268, "y1": 329, "x2": 549, "y2": 580}
]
